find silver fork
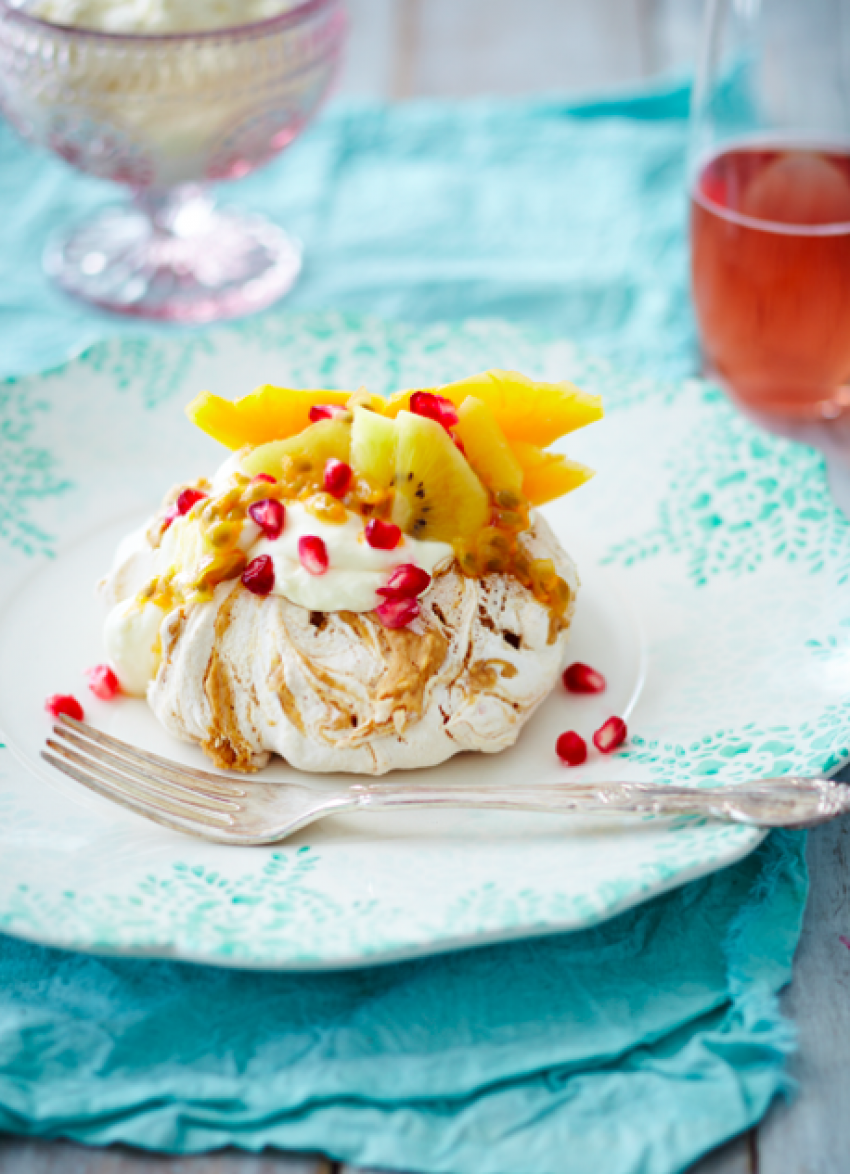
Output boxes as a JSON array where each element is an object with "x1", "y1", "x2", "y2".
[{"x1": 42, "y1": 715, "x2": 850, "y2": 845}]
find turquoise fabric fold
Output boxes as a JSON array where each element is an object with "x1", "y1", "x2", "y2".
[
  {"x1": 0, "y1": 82, "x2": 810, "y2": 1173},
  {"x1": 0, "y1": 835, "x2": 804, "y2": 1174}
]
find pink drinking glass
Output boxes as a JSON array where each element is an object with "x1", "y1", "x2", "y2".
[
  {"x1": 0, "y1": 0, "x2": 346, "y2": 322},
  {"x1": 689, "y1": 0, "x2": 850, "y2": 420}
]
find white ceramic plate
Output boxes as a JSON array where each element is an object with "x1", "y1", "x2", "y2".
[{"x1": 1, "y1": 312, "x2": 847, "y2": 970}]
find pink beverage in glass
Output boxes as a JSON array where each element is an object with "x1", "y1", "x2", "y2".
[{"x1": 691, "y1": 145, "x2": 850, "y2": 418}]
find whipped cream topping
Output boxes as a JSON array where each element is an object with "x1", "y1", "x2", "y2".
[
  {"x1": 252, "y1": 502, "x2": 453, "y2": 613},
  {"x1": 103, "y1": 597, "x2": 167, "y2": 695},
  {"x1": 30, "y1": 0, "x2": 297, "y2": 34}
]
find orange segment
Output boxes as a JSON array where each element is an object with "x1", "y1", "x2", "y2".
[
  {"x1": 186, "y1": 385, "x2": 352, "y2": 450},
  {"x1": 511, "y1": 442, "x2": 595, "y2": 506},
  {"x1": 385, "y1": 370, "x2": 602, "y2": 447},
  {"x1": 454, "y1": 396, "x2": 524, "y2": 496}
]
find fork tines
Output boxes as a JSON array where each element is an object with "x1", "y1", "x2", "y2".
[{"x1": 43, "y1": 715, "x2": 246, "y2": 834}]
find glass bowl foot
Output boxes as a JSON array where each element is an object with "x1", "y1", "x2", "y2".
[{"x1": 44, "y1": 195, "x2": 302, "y2": 323}]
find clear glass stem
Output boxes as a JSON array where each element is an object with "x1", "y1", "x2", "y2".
[
  {"x1": 44, "y1": 186, "x2": 301, "y2": 324},
  {"x1": 134, "y1": 184, "x2": 212, "y2": 235}
]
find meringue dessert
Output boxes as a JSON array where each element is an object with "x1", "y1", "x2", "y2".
[{"x1": 99, "y1": 371, "x2": 603, "y2": 775}]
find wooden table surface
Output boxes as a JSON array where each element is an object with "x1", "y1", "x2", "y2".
[{"x1": 3, "y1": 2, "x2": 849, "y2": 1172}]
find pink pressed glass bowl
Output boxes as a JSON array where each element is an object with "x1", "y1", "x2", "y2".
[{"x1": 0, "y1": 0, "x2": 346, "y2": 321}]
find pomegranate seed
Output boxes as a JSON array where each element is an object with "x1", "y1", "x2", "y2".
[
  {"x1": 299, "y1": 536, "x2": 329, "y2": 575},
  {"x1": 364, "y1": 519, "x2": 402, "y2": 550},
  {"x1": 410, "y1": 391, "x2": 459, "y2": 430},
  {"x1": 45, "y1": 694, "x2": 84, "y2": 721},
  {"x1": 556, "y1": 730, "x2": 587, "y2": 766},
  {"x1": 248, "y1": 498, "x2": 285, "y2": 540},
  {"x1": 251, "y1": 473, "x2": 276, "y2": 486},
  {"x1": 377, "y1": 563, "x2": 432, "y2": 598},
  {"x1": 309, "y1": 404, "x2": 350, "y2": 423},
  {"x1": 323, "y1": 458, "x2": 353, "y2": 498},
  {"x1": 85, "y1": 664, "x2": 120, "y2": 700},
  {"x1": 377, "y1": 596, "x2": 420, "y2": 629},
  {"x1": 241, "y1": 555, "x2": 275, "y2": 596},
  {"x1": 563, "y1": 662, "x2": 607, "y2": 694},
  {"x1": 176, "y1": 488, "x2": 207, "y2": 516},
  {"x1": 593, "y1": 716, "x2": 628, "y2": 754}
]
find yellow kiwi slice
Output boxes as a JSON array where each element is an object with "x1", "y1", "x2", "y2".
[
  {"x1": 391, "y1": 411, "x2": 489, "y2": 546},
  {"x1": 242, "y1": 420, "x2": 351, "y2": 482},
  {"x1": 350, "y1": 407, "x2": 397, "y2": 491}
]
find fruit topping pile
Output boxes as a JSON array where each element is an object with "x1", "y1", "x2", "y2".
[{"x1": 183, "y1": 369, "x2": 602, "y2": 623}]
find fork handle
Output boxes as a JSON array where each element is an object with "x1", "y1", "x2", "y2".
[{"x1": 348, "y1": 776, "x2": 850, "y2": 829}]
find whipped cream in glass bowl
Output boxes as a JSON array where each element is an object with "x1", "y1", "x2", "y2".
[
  {"x1": 0, "y1": 0, "x2": 346, "y2": 321},
  {"x1": 30, "y1": 0, "x2": 302, "y2": 34}
]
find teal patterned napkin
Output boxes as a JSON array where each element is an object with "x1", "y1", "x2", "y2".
[
  {"x1": 0, "y1": 81, "x2": 808, "y2": 1174},
  {"x1": 0, "y1": 85, "x2": 694, "y2": 382}
]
